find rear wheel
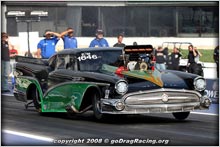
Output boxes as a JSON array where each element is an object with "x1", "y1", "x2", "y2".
[
  {"x1": 172, "y1": 112, "x2": 190, "y2": 120},
  {"x1": 31, "y1": 86, "x2": 41, "y2": 111}
]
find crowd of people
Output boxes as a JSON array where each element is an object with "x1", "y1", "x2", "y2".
[
  {"x1": 154, "y1": 44, "x2": 203, "y2": 72},
  {"x1": 34, "y1": 28, "x2": 205, "y2": 75},
  {"x1": 1, "y1": 29, "x2": 219, "y2": 92},
  {"x1": 36, "y1": 28, "x2": 111, "y2": 59},
  {"x1": 35, "y1": 27, "x2": 206, "y2": 74}
]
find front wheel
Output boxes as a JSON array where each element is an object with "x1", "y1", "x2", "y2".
[
  {"x1": 92, "y1": 92, "x2": 110, "y2": 121},
  {"x1": 172, "y1": 112, "x2": 190, "y2": 120},
  {"x1": 92, "y1": 92, "x2": 103, "y2": 120}
]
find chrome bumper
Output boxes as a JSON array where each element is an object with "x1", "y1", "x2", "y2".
[{"x1": 100, "y1": 88, "x2": 211, "y2": 114}]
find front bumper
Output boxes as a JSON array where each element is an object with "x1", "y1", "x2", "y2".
[{"x1": 100, "y1": 88, "x2": 211, "y2": 114}]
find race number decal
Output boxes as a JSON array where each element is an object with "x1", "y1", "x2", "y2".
[{"x1": 78, "y1": 52, "x2": 98, "y2": 61}]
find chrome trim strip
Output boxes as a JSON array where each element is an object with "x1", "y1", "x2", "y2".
[
  {"x1": 17, "y1": 75, "x2": 39, "y2": 81},
  {"x1": 101, "y1": 101, "x2": 200, "y2": 114},
  {"x1": 44, "y1": 81, "x2": 110, "y2": 97},
  {"x1": 136, "y1": 96, "x2": 193, "y2": 101},
  {"x1": 126, "y1": 102, "x2": 199, "y2": 108}
]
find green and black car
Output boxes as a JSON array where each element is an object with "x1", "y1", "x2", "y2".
[{"x1": 13, "y1": 45, "x2": 211, "y2": 120}]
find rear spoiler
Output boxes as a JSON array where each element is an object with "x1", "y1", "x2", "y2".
[
  {"x1": 124, "y1": 45, "x2": 153, "y2": 54},
  {"x1": 15, "y1": 56, "x2": 47, "y2": 65}
]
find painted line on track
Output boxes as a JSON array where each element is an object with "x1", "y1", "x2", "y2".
[
  {"x1": 3, "y1": 130, "x2": 54, "y2": 142},
  {"x1": 191, "y1": 112, "x2": 218, "y2": 116},
  {"x1": 1, "y1": 93, "x2": 14, "y2": 96}
]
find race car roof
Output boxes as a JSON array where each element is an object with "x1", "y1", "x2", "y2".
[{"x1": 57, "y1": 47, "x2": 123, "y2": 55}]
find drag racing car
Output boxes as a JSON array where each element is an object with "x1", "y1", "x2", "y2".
[{"x1": 13, "y1": 45, "x2": 211, "y2": 120}]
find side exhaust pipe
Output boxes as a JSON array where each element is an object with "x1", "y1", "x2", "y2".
[{"x1": 65, "y1": 105, "x2": 92, "y2": 114}]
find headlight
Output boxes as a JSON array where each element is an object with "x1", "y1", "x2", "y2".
[
  {"x1": 194, "y1": 77, "x2": 206, "y2": 91},
  {"x1": 115, "y1": 80, "x2": 128, "y2": 95}
]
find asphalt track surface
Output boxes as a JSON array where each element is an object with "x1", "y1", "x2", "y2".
[{"x1": 1, "y1": 95, "x2": 219, "y2": 146}]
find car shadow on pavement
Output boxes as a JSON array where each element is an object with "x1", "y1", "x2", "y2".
[{"x1": 35, "y1": 111, "x2": 191, "y2": 124}]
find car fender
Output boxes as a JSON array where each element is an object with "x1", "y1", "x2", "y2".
[
  {"x1": 41, "y1": 81, "x2": 109, "y2": 113},
  {"x1": 14, "y1": 76, "x2": 44, "y2": 102}
]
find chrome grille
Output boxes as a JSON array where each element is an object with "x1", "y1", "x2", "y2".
[{"x1": 124, "y1": 90, "x2": 200, "y2": 105}]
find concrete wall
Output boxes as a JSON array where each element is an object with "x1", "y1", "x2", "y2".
[{"x1": 9, "y1": 36, "x2": 219, "y2": 56}]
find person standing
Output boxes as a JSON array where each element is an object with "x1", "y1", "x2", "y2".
[
  {"x1": 194, "y1": 46, "x2": 202, "y2": 63},
  {"x1": 214, "y1": 46, "x2": 219, "y2": 78},
  {"x1": 170, "y1": 47, "x2": 182, "y2": 70},
  {"x1": 37, "y1": 30, "x2": 60, "y2": 59},
  {"x1": 1, "y1": 32, "x2": 11, "y2": 92},
  {"x1": 155, "y1": 46, "x2": 166, "y2": 70},
  {"x1": 60, "y1": 27, "x2": 77, "y2": 49},
  {"x1": 113, "y1": 34, "x2": 125, "y2": 47},
  {"x1": 187, "y1": 45, "x2": 199, "y2": 74},
  {"x1": 89, "y1": 29, "x2": 109, "y2": 47}
]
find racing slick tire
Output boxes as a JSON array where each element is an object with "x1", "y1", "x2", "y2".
[
  {"x1": 31, "y1": 86, "x2": 41, "y2": 111},
  {"x1": 92, "y1": 92, "x2": 109, "y2": 121},
  {"x1": 172, "y1": 112, "x2": 190, "y2": 120}
]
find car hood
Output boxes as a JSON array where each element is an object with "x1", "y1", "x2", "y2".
[
  {"x1": 101, "y1": 64, "x2": 194, "y2": 90},
  {"x1": 123, "y1": 70, "x2": 190, "y2": 90}
]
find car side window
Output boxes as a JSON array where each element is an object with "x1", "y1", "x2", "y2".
[
  {"x1": 57, "y1": 58, "x2": 65, "y2": 69},
  {"x1": 55, "y1": 55, "x2": 76, "y2": 70},
  {"x1": 56, "y1": 55, "x2": 67, "y2": 69},
  {"x1": 67, "y1": 57, "x2": 76, "y2": 70},
  {"x1": 78, "y1": 51, "x2": 122, "y2": 71}
]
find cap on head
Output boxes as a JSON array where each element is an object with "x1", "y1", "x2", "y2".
[{"x1": 96, "y1": 29, "x2": 104, "y2": 35}]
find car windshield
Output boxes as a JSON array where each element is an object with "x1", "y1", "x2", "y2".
[{"x1": 77, "y1": 50, "x2": 122, "y2": 71}]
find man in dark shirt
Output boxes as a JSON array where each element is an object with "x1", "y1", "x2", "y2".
[
  {"x1": 1, "y1": 32, "x2": 11, "y2": 92},
  {"x1": 113, "y1": 34, "x2": 126, "y2": 47},
  {"x1": 187, "y1": 45, "x2": 199, "y2": 74},
  {"x1": 155, "y1": 46, "x2": 166, "y2": 70},
  {"x1": 214, "y1": 46, "x2": 219, "y2": 78},
  {"x1": 170, "y1": 47, "x2": 182, "y2": 70}
]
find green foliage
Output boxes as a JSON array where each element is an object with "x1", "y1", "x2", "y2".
[{"x1": 169, "y1": 49, "x2": 215, "y2": 63}]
